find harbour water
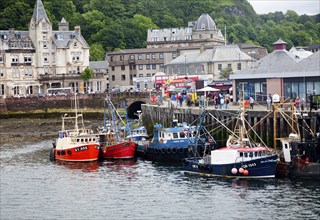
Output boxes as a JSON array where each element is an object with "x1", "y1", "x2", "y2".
[{"x1": 1, "y1": 139, "x2": 320, "y2": 220}]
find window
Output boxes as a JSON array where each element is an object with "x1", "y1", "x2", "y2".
[
  {"x1": 173, "y1": 133, "x2": 178, "y2": 139},
  {"x1": 218, "y1": 64, "x2": 222, "y2": 72},
  {"x1": 0, "y1": 68, "x2": 4, "y2": 77},
  {"x1": 42, "y1": 22, "x2": 47, "y2": 30},
  {"x1": 12, "y1": 56, "x2": 18, "y2": 63},
  {"x1": 0, "y1": 84, "x2": 4, "y2": 96},
  {"x1": 97, "y1": 81, "x2": 102, "y2": 91},
  {"x1": 139, "y1": 74, "x2": 143, "y2": 77},
  {"x1": 159, "y1": 53, "x2": 164, "y2": 59},
  {"x1": 199, "y1": 34, "x2": 202, "y2": 39},
  {"x1": 43, "y1": 34, "x2": 47, "y2": 40},
  {"x1": 146, "y1": 54, "x2": 150, "y2": 60},
  {"x1": 146, "y1": 73, "x2": 151, "y2": 77},
  {"x1": 130, "y1": 55, "x2": 135, "y2": 60},
  {"x1": 179, "y1": 132, "x2": 185, "y2": 138},
  {"x1": 138, "y1": 54, "x2": 142, "y2": 60},
  {"x1": 111, "y1": 75, "x2": 115, "y2": 81},
  {"x1": 111, "y1": 66, "x2": 115, "y2": 71},
  {"x1": 139, "y1": 64, "x2": 143, "y2": 70},
  {"x1": 152, "y1": 64, "x2": 156, "y2": 69},
  {"x1": 121, "y1": 65, "x2": 125, "y2": 70},
  {"x1": 237, "y1": 63, "x2": 241, "y2": 70},
  {"x1": 172, "y1": 52, "x2": 177, "y2": 59},
  {"x1": 13, "y1": 86, "x2": 19, "y2": 95},
  {"x1": 110, "y1": 56, "x2": 113, "y2": 62},
  {"x1": 44, "y1": 57, "x2": 48, "y2": 63},
  {"x1": 24, "y1": 56, "x2": 32, "y2": 63},
  {"x1": 74, "y1": 42, "x2": 77, "y2": 47},
  {"x1": 228, "y1": 64, "x2": 232, "y2": 68},
  {"x1": 44, "y1": 66, "x2": 49, "y2": 75},
  {"x1": 151, "y1": 53, "x2": 156, "y2": 59},
  {"x1": 43, "y1": 42, "x2": 47, "y2": 49},
  {"x1": 121, "y1": 75, "x2": 126, "y2": 81},
  {"x1": 210, "y1": 34, "x2": 213, "y2": 38},
  {"x1": 120, "y1": 55, "x2": 124, "y2": 61},
  {"x1": 25, "y1": 67, "x2": 32, "y2": 77},
  {"x1": 13, "y1": 67, "x2": 19, "y2": 78},
  {"x1": 0, "y1": 56, "x2": 3, "y2": 63},
  {"x1": 146, "y1": 64, "x2": 150, "y2": 70}
]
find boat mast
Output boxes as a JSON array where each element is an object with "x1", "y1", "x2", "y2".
[{"x1": 74, "y1": 93, "x2": 79, "y2": 132}]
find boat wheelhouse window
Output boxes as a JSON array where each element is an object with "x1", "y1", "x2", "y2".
[
  {"x1": 89, "y1": 138, "x2": 91, "y2": 142},
  {"x1": 249, "y1": 152, "x2": 253, "y2": 157},
  {"x1": 179, "y1": 132, "x2": 185, "y2": 138},
  {"x1": 93, "y1": 138, "x2": 95, "y2": 142},
  {"x1": 81, "y1": 139, "x2": 84, "y2": 142},
  {"x1": 244, "y1": 152, "x2": 248, "y2": 157},
  {"x1": 85, "y1": 138, "x2": 88, "y2": 142},
  {"x1": 258, "y1": 152, "x2": 262, "y2": 156},
  {"x1": 254, "y1": 152, "x2": 258, "y2": 157},
  {"x1": 239, "y1": 152, "x2": 243, "y2": 157},
  {"x1": 77, "y1": 139, "x2": 79, "y2": 142},
  {"x1": 173, "y1": 133, "x2": 178, "y2": 139}
]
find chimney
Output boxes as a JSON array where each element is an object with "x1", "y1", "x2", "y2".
[
  {"x1": 74, "y1": 26, "x2": 81, "y2": 35},
  {"x1": 273, "y1": 38, "x2": 287, "y2": 50}
]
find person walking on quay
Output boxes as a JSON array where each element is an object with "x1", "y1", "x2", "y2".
[
  {"x1": 295, "y1": 97, "x2": 301, "y2": 110},
  {"x1": 249, "y1": 97, "x2": 254, "y2": 109},
  {"x1": 225, "y1": 97, "x2": 229, "y2": 109},
  {"x1": 267, "y1": 95, "x2": 272, "y2": 110}
]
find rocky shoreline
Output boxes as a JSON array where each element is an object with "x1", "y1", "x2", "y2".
[{"x1": 0, "y1": 118, "x2": 103, "y2": 145}]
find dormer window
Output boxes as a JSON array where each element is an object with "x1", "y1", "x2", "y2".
[
  {"x1": 74, "y1": 42, "x2": 77, "y2": 47},
  {"x1": 201, "y1": 23, "x2": 205, "y2": 29}
]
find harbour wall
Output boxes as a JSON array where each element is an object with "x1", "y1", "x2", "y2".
[{"x1": 141, "y1": 104, "x2": 320, "y2": 149}]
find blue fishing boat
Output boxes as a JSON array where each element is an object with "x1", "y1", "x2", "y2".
[
  {"x1": 183, "y1": 108, "x2": 278, "y2": 178},
  {"x1": 140, "y1": 119, "x2": 214, "y2": 162}
]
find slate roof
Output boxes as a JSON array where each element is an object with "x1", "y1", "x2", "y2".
[
  {"x1": 166, "y1": 45, "x2": 253, "y2": 65},
  {"x1": 90, "y1": 61, "x2": 109, "y2": 69},
  {"x1": 52, "y1": 31, "x2": 89, "y2": 49},
  {"x1": 32, "y1": 0, "x2": 50, "y2": 24},
  {"x1": 194, "y1": 13, "x2": 217, "y2": 31},
  {"x1": 230, "y1": 50, "x2": 319, "y2": 80}
]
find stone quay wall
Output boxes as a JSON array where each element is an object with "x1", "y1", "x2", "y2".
[{"x1": 141, "y1": 104, "x2": 320, "y2": 149}]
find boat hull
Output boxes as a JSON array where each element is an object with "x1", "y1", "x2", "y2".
[
  {"x1": 276, "y1": 158, "x2": 320, "y2": 179},
  {"x1": 142, "y1": 146, "x2": 190, "y2": 162},
  {"x1": 100, "y1": 141, "x2": 136, "y2": 159},
  {"x1": 54, "y1": 144, "x2": 100, "y2": 162},
  {"x1": 183, "y1": 155, "x2": 278, "y2": 178}
]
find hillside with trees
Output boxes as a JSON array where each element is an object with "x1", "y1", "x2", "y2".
[{"x1": 0, "y1": 0, "x2": 319, "y2": 60}]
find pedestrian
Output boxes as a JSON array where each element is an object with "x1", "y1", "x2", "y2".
[
  {"x1": 249, "y1": 97, "x2": 254, "y2": 109},
  {"x1": 225, "y1": 97, "x2": 229, "y2": 109},
  {"x1": 295, "y1": 97, "x2": 301, "y2": 110},
  {"x1": 220, "y1": 96, "x2": 224, "y2": 109},
  {"x1": 267, "y1": 96, "x2": 271, "y2": 110}
]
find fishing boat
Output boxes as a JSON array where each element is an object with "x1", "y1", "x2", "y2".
[
  {"x1": 273, "y1": 102, "x2": 320, "y2": 179},
  {"x1": 140, "y1": 118, "x2": 211, "y2": 162},
  {"x1": 50, "y1": 94, "x2": 100, "y2": 162},
  {"x1": 98, "y1": 96, "x2": 136, "y2": 160},
  {"x1": 183, "y1": 103, "x2": 278, "y2": 178}
]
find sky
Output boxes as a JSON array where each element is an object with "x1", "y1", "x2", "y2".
[{"x1": 248, "y1": 0, "x2": 320, "y2": 15}]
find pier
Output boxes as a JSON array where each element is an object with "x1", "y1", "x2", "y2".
[{"x1": 141, "y1": 101, "x2": 320, "y2": 149}]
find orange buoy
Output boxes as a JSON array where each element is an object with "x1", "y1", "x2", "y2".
[{"x1": 243, "y1": 170, "x2": 249, "y2": 176}]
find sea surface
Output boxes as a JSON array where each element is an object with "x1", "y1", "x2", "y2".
[{"x1": 1, "y1": 139, "x2": 320, "y2": 220}]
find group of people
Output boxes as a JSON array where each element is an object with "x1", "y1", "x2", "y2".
[{"x1": 210, "y1": 93, "x2": 231, "y2": 109}]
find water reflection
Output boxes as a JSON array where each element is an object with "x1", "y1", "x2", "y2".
[{"x1": 53, "y1": 160, "x2": 100, "y2": 172}]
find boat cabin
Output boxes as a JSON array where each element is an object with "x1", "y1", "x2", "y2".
[{"x1": 210, "y1": 147, "x2": 270, "y2": 164}]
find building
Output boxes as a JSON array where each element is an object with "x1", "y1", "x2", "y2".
[
  {"x1": 89, "y1": 61, "x2": 109, "y2": 92},
  {"x1": 230, "y1": 39, "x2": 320, "y2": 102},
  {"x1": 147, "y1": 13, "x2": 225, "y2": 48},
  {"x1": 165, "y1": 45, "x2": 254, "y2": 80},
  {"x1": 107, "y1": 14, "x2": 268, "y2": 91},
  {"x1": 0, "y1": 0, "x2": 106, "y2": 97}
]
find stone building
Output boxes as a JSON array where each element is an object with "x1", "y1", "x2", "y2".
[
  {"x1": 147, "y1": 13, "x2": 225, "y2": 48},
  {"x1": 0, "y1": 0, "x2": 105, "y2": 97}
]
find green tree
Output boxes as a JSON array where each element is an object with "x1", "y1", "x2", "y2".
[
  {"x1": 220, "y1": 67, "x2": 233, "y2": 79},
  {"x1": 81, "y1": 67, "x2": 94, "y2": 81},
  {"x1": 90, "y1": 43, "x2": 106, "y2": 61}
]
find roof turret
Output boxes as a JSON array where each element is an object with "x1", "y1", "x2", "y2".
[{"x1": 194, "y1": 13, "x2": 217, "y2": 31}]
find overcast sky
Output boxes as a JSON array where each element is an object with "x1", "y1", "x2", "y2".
[{"x1": 248, "y1": 0, "x2": 320, "y2": 15}]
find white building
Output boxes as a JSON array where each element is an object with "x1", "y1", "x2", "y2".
[{"x1": 0, "y1": 0, "x2": 105, "y2": 97}]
